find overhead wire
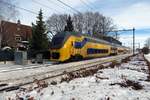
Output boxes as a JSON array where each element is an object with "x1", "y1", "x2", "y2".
[
  {"x1": 32, "y1": 0, "x2": 61, "y2": 13},
  {"x1": 47, "y1": 0, "x2": 74, "y2": 14},
  {"x1": 56, "y1": 0, "x2": 81, "y2": 14},
  {"x1": 86, "y1": 0, "x2": 96, "y2": 9},
  {"x1": 80, "y1": 0, "x2": 94, "y2": 10},
  {"x1": 0, "y1": 0, "x2": 48, "y2": 18}
]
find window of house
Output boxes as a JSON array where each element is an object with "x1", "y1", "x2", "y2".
[{"x1": 15, "y1": 35, "x2": 22, "y2": 42}]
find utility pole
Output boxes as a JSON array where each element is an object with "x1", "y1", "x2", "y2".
[
  {"x1": 133, "y1": 28, "x2": 135, "y2": 55},
  {"x1": 107, "y1": 28, "x2": 136, "y2": 54},
  {"x1": 115, "y1": 31, "x2": 119, "y2": 40}
]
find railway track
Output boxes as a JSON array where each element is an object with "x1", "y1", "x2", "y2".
[
  {"x1": 0, "y1": 54, "x2": 132, "y2": 92},
  {"x1": 0, "y1": 63, "x2": 54, "y2": 73}
]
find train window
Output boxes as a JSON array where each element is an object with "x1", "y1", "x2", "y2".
[
  {"x1": 50, "y1": 35, "x2": 67, "y2": 49},
  {"x1": 74, "y1": 38, "x2": 88, "y2": 48},
  {"x1": 52, "y1": 37, "x2": 64, "y2": 45},
  {"x1": 84, "y1": 38, "x2": 88, "y2": 42},
  {"x1": 87, "y1": 48, "x2": 108, "y2": 54},
  {"x1": 74, "y1": 42, "x2": 83, "y2": 48}
]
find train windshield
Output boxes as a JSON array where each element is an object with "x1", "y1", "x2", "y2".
[
  {"x1": 52, "y1": 37, "x2": 64, "y2": 45},
  {"x1": 51, "y1": 33, "x2": 66, "y2": 49}
]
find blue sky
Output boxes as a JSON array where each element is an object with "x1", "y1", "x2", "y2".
[{"x1": 15, "y1": 0, "x2": 150, "y2": 48}]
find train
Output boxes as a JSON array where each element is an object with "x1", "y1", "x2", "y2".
[{"x1": 50, "y1": 32, "x2": 130, "y2": 62}]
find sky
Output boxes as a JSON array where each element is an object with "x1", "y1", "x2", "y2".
[{"x1": 13, "y1": 0, "x2": 150, "y2": 48}]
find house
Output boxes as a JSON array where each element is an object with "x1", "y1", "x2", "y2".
[{"x1": 0, "y1": 20, "x2": 32, "y2": 49}]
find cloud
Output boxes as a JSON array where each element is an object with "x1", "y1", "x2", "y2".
[
  {"x1": 113, "y1": 2, "x2": 150, "y2": 29},
  {"x1": 119, "y1": 30, "x2": 150, "y2": 48},
  {"x1": 120, "y1": 37, "x2": 146, "y2": 48}
]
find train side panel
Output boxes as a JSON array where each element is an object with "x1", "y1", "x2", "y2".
[{"x1": 70, "y1": 36, "x2": 111, "y2": 59}]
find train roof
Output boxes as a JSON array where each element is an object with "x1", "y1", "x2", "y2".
[
  {"x1": 55, "y1": 32, "x2": 111, "y2": 44},
  {"x1": 55, "y1": 31, "x2": 82, "y2": 37},
  {"x1": 53, "y1": 32, "x2": 128, "y2": 48},
  {"x1": 84, "y1": 35, "x2": 110, "y2": 45}
]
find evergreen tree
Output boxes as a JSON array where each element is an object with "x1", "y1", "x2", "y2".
[
  {"x1": 64, "y1": 15, "x2": 74, "y2": 32},
  {"x1": 30, "y1": 9, "x2": 49, "y2": 52}
]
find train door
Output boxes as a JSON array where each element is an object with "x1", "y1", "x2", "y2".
[{"x1": 72, "y1": 40, "x2": 84, "y2": 59}]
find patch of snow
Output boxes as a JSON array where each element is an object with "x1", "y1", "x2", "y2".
[{"x1": 2, "y1": 54, "x2": 150, "y2": 100}]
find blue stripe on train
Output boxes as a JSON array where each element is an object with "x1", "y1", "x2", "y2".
[
  {"x1": 74, "y1": 38, "x2": 88, "y2": 48},
  {"x1": 87, "y1": 48, "x2": 108, "y2": 54}
]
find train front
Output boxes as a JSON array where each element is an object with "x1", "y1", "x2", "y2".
[{"x1": 50, "y1": 32, "x2": 71, "y2": 62}]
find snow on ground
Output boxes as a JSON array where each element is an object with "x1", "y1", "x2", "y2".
[
  {"x1": 1, "y1": 54, "x2": 150, "y2": 100},
  {"x1": 0, "y1": 55, "x2": 124, "y2": 81}
]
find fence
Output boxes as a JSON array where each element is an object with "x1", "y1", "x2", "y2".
[
  {"x1": 0, "y1": 50, "x2": 50, "y2": 61},
  {"x1": 0, "y1": 50, "x2": 14, "y2": 61}
]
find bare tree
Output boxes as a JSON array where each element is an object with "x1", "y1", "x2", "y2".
[
  {"x1": 46, "y1": 14, "x2": 67, "y2": 34},
  {"x1": 73, "y1": 13, "x2": 83, "y2": 33},
  {"x1": 46, "y1": 12, "x2": 116, "y2": 38},
  {"x1": 0, "y1": 0, "x2": 19, "y2": 21}
]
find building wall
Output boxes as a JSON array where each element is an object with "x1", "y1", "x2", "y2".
[{"x1": 0, "y1": 20, "x2": 32, "y2": 48}]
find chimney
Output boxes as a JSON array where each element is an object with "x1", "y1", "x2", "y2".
[{"x1": 17, "y1": 20, "x2": 21, "y2": 24}]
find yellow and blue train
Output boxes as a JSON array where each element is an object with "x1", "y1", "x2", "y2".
[{"x1": 50, "y1": 32, "x2": 130, "y2": 62}]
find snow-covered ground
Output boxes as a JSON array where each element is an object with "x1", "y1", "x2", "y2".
[
  {"x1": 0, "y1": 54, "x2": 130, "y2": 85},
  {"x1": 1, "y1": 54, "x2": 150, "y2": 100}
]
